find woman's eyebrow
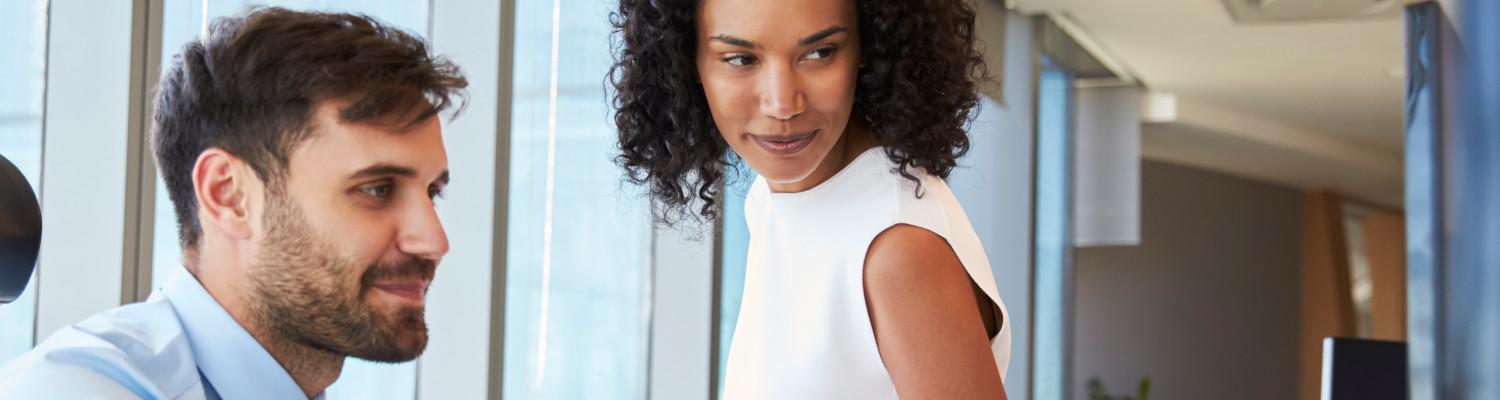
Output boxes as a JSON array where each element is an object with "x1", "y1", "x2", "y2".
[
  {"x1": 709, "y1": 34, "x2": 758, "y2": 49},
  {"x1": 798, "y1": 26, "x2": 847, "y2": 46},
  {"x1": 708, "y1": 25, "x2": 849, "y2": 49}
]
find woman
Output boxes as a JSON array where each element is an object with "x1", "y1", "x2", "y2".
[{"x1": 611, "y1": 0, "x2": 1008, "y2": 398}]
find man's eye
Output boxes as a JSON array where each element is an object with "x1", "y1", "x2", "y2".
[
  {"x1": 360, "y1": 184, "x2": 394, "y2": 200},
  {"x1": 723, "y1": 54, "x2": 757, "y2": 67}
]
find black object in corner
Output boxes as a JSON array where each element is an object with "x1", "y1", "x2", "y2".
[
  {"x1": 0, "y1": 153, "x2": 41, "y2": 305},
  {"x1": 1321, "y1": 337, "x2": 1408, "y2": 400}
]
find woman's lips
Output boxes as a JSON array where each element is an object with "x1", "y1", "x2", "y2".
[{"x1": 750, "y1": 130, "x2": 818, "y2": 155}]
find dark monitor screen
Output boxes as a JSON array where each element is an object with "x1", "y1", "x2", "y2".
[
  {"x1": 1322, "y1": 337, "x2": 1408, "y2": 400},
  {"x1": 0, "y1": 153, "x2": 42, "y2": 304}
]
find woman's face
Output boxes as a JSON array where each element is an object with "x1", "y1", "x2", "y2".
[{"x1": 695, "y1": 0, "x2": 861, "y2": 190}]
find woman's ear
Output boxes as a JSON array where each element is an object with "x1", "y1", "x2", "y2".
[{"x1": 191, "y1": 148, "x2": 254, "y2": 241}]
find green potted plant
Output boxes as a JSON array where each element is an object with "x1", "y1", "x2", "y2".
[{"x1": 1086, "y1": 376, "x2": 1151, "y2": 400}]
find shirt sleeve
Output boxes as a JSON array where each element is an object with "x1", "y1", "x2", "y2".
[{"x1": 0, "y1": 328, "x2": 170, "y2": 399}]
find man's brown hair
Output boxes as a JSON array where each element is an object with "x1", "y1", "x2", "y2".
[{"x1": 152, "y1": 7, "x2": 467, "y2": 252}]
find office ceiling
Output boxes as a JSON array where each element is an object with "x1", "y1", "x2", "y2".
[{"x1": 1012, "y1": 0, "x2": 1418, "y2": 206}]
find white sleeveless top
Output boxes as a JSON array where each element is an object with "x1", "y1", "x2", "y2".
[{"x1": 724, "y1": 147, "x2": 1012, "y2": 399}]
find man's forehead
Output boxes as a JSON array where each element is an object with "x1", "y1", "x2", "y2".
[{"x1": 289, "y1": 105, "x2": 448, "y2": 181}]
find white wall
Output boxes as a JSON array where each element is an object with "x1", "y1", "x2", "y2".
[
  {"x1": 35, "y1": 0, "x2": 146, "y2": 339},
  {"x1": 420, "y1": 0, "x2": 507, "y2": 398},
  {"x1": 1073, "y1": 85, "x2": 1141, "y2": 246},
  {"x1": 648, "y1": 222, "x2": 715, "y2": 400},
  {"x1": 946, "y1": 8, "x2": 1036, "y2": 400}
]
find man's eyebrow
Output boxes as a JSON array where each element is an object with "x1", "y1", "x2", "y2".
[
  {"x1": 798, "y1": 26, "x2": 848, "y2": 46},
  {"x1": 709, "y1": 34, "x2": 758, "y2": 49},
  {"x1": 348, "y1": 164, "x2": 450, "y2": 186},
  {"x1": 348, "y1": 164, "x2": 417, "y2": 181}
]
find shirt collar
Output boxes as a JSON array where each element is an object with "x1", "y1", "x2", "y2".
[{"x1": 161, "y1": 266, "x2": 324, "y2": 400}]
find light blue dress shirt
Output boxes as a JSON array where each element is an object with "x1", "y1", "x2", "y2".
[{"x1": 0, "y1": 266, "x2": 323, "y2": 399}]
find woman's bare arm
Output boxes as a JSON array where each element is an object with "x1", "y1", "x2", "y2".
[{"x1": 864, "y1": 224, "x2": 1007, "y2": 400}]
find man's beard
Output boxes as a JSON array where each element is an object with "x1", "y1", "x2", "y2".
[{"x1": 246, "y1": 193, "x2": 435, "y2": 363}]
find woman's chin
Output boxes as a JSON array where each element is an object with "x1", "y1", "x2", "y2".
[{"x1": 738, "y1": 144, "x2": 830, "y2": 191}]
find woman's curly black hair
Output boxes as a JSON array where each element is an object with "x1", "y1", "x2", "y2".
[{"x1": 610, "y1": 0, "x2": 987, "y2": 224}]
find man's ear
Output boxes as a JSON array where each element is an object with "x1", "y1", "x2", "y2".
[{"x1": 192, "y1": 149, "x2": 255, "y2": 241}]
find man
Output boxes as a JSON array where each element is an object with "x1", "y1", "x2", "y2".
[{"x1": 0, "y1": 7, "x2": 466, "y2": 399}]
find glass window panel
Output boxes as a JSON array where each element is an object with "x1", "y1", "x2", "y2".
[
  {"x1": 502, "y1": 0, "x2": 652, "y2": 398},
  {"x1": 152, "y1": 2, "x2": 430, "y2": 398},
  {"x1": 0, "y1": 0, "x2": 48, "y2": 365},
  {"x1": 1032, "y1": 58, "x2": 1075, "y2": 400},
  {"x1": 715, "y1": 165, "x2": 754, "y2": 399}
]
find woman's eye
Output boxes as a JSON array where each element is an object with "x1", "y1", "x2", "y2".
[
  {"x1": 360, "y1": 184, "x2": 394, "y2": 200},
  {"x1": 723, "y1": 54, "x2": 757, "y2": 67},
  {"x1": 804, "y1": 47, "x2": 836, "y2": 61},
  {"x1": 428, "y1": 186, "x2": 446, "y2": 200}
]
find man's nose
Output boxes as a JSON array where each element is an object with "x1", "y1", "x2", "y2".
[{"x1": 398, "y1": 199, "x2": 449, "y2": 262}]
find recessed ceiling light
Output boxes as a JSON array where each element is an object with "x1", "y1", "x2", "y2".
[{"x1": 1140, "y1": 92, "x2": 1178, "y2": 123}]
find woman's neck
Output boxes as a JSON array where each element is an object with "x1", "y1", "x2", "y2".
[{"x1": 767, "y1": 119, "x2": 878, "y2": 193}]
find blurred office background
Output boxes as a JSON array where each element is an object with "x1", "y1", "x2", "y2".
[{"x1": 1, "y1": 0, "x2": 1495, "y2": 399}]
